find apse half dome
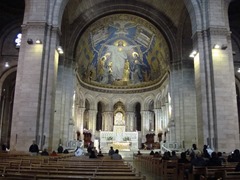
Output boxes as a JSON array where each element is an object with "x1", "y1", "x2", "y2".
[{"x1": 76, "y1": 14, "x2": 170, "y2": 90}]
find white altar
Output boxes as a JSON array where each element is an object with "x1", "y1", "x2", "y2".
[
  {"x1": 100, "y1": 126, "x2": 138, "y2": 152},
  {"x1": 100, "y1": 111, "x2": 138, "y2": 152}
]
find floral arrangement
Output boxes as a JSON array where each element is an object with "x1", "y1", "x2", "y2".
[
  {"x1": 106, "y1": 136, "x2": 113, "y2": 141},
  {"x1": 123, "y1": 137, "x2": 130, "y2": 141}
]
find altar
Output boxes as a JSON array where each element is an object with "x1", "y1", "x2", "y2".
[
  {"x1": 100, "y1": 111, "x2": 139, "y2": 152},
  {"x1": 100, "y1": 125, "x2": 138, "y2": 152}
]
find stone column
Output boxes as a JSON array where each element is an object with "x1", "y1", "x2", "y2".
[
  {"x1": 154, "y1": 108, "x2": 161, "y2": 142},
  {"x1": 161, "y1": 105, "x2": 166, "y2": 129},
  {"x1": 10, "y1": 21, "x2": 61, "y2": 151},
  {"x1": 125, "y1": 111, "x2": 135, "y2": 131},
  {"x1": 102, "y1": 112, "x2": 113, "y2": 131},
  {"x1": 141, "y1": 110, "x2": 150, "y2": 143},
  {"x1": 193, "y1": 26, "x2": 239, "y2": 152},
  {"x1": 76, "y1": 106, "x2": 85, "y2": 140},
  {"x1": 88, "y1": 110, "x2": 97, "y2": 139}
]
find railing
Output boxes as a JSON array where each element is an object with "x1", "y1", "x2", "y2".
[{"x1": 161, "y1": 142, "x2": 181, "y2": 153}]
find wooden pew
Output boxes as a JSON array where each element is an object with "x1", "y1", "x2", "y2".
[
  {"x1": 224, "y1": 171, "x2": 240, "y2": 179},
  {"x1": 162, "y1": 160, "x2": 178, "y2": 180},
  {"x1": 0, "y1": 153, "x2": 145, "y2": 180}
]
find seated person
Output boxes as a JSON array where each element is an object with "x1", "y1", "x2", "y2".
[
  {"x1": 150, "y1": 150, "x2": 154, "y2": 155},
  {"x1": 178, "y1": 152, "x2": 190, "y2": 163},
  {"x1": 75, "y1": 146, "x2": 83, "y2": 156},
  {"x1": 162, "y1": 151, "x2": 170, "y2": 160},
  {"x1": 41, "y1": 148, "x2": 49, "y2": 156},
  {"x1": 93, "y1": 147, "x2": 98, "y2": 155},
  {"x1": 1, "y1": 143, "x2": 9, "y2": 152},
  {"x1": 207, "y1": 152, "x2": 222, "y2": 166},
  {"x1": 50, "y1": 150, "x2": 58, "y2": 156},
  {"x1": 89, "y1": 150, "x2": 97, "y2": 158},
  {"x1": 108, "y1": 146, "x2": 115, "y2": 156},
  {"x1": 153, "y1": 151, "x2": 161, "y2": 158},
  {"x1": 170, "y1": 150, "x2": 178, "y2": 160},
  {"x1": 111, "y1": 149, "x2": 122, "y2": 160},
  {"x1": 63, "y1": 149, "x2": 69, "y2": 154},
  {"x1": 57, "y1": 144, "x2": 64, "y2": 153},
  {"x1": 137, "y1": 150, "x2": 142, "y2": 155},
  {"x1": 29, "y1": 140, "x2": 39, "y2": 155},
  {"x1": 97, "y1": 150, "x2": 104, "y2": 157},
  {"x1": 217, "y1": 152, "x2": 226, "y2": 163}
]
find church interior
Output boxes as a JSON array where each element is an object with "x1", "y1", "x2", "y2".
[{"x1": 0, "y1": 0, "x2": 240, "y2": 156}]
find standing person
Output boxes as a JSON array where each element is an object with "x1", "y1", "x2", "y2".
[
  {"x1": 202, "y1": 145, "x2": 210, "y2": 159},
  {"x1": 191, "y1": 143, "x2": 201, "y2": 156},
  {"x1": 111, "y1": 149, "x2": 122, "y2": 160},
  {"x1": 108, "y1": 146, "x2": 115, "y2": 156},
  {"x1": 29, "y1": 140, "x2": 39, "y2": 156},
  {"x1": 57, "y1": 144, "x2": 64, "y2": 153}
]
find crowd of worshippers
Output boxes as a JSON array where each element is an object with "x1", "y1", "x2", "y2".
[
  {"x1": 137, "y1": 143, "x2": 240, "y2": 172},
  {"x1": 28, "y1": 141, "x2": 69, "y2": 156}
]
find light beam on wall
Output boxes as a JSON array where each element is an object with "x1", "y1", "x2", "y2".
[
  {"x1": 35, "y1": 39, "x2": 42, "y2": 44},
  {"x1": 189, "y1": 50, "x2": 198, "y2": 58},
  {"x1": 4, "y1": 62, "x2": 10, "y2": 68},
  {"x1": 57, "y1": 46, "x2": 64, "y2": 54},
  {"x1": 213, "y1": 44, "x2": 227, "y2": 50}
]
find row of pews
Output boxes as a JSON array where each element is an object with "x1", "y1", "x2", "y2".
[
  {"x1": 133, "y1": 154, "x2": 240, "y2": 180},
  {"x1": 0, "y1": 152, "x2": 146, "y2": 180}
]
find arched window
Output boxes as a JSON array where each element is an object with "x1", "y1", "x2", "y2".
[
  {"x1": 96, "y1": 102, "x2": 103, "y2": 130},
  {"x1": 135, "y1": 103, "x2": 141, "y2": 131}
]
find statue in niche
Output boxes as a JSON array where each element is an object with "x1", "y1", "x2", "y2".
[{"x1": 114, "y1": 112, "x2": 125, "y2": 125}]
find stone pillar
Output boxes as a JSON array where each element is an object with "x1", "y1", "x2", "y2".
[
  {"x1": 76, "y1": 106, "x2": 85, "y2": 140},
  {"x1": 102, "y1": 112, "x2": 113, "y2": 131},
  {"x1": 10, "y1": 21, "x2": 60, "y2": 151},
  {"x1": 154, "y1": 108, "x2": 161, "y2": 142},
  {"x1": 149, "y1": 111, "x2": 155, "y2": 131},
  {"x1": 141, "y1": 110, "x2": 150, "y2": 143},
  {"x1": 193, "y1": 26, "x2": 239, "y2": 152},
  {"x1": 161, "y1": 105, "x2": 167, "y2": 129},
  {"x1": 88, "y1": 110, "x2": 97, "y2": 138},
  {"x1": 126, "y1": 111, "x2": 135, "y2": 131}
]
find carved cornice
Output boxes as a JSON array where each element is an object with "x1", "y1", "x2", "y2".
[
  {"x1": 21, "y1": 22, "x2": 61, "y2": 34},
  {"x1": 206, "y1": 27, "x2": 229, "y2": 36},
  {"x1": 192, "y1": 27, "x2": 230, "y2": 42},
  {"x1": 76, "y1": 72, "x2": 169, "y2": 94}
]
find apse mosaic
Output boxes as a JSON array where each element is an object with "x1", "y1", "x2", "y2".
[{"x1": 76, "y1": 14, "x2": 170, "y2": 88}]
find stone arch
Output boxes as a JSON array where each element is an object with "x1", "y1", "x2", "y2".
[
  {"x1": 154, "y1": 93, "x2": 162, "y2": 109},
  {"x1": 0, "y1": 69, "x2": 17, "y2": 147},
  {"x1": 95, "y1": 96, "x2": 111, "y2": 111},
  {"x1": 84, "y1": 94, "x2": 96, "y2": 110},
  {"x1": 52, "y1": 0, "x2": 69, "y2": 28},
  {"x1": 0, "y1": 67, "x2": 17, "y2": 90},
  {"x1": 183, "y1": 0, "x2": 203, "y2": 33},
  {"x1": 143, "y1": 94, "x2": 155, "y2": 111},
  {"x1": 126, "y1": 96, "x2": 144, "y2": 111},
  {"x1": 23, "y1": 0, "x2": 68, "y2": 28},
  {"x1": 75, "y1": 89, "x2": 85, "y2": 108},
  {"x1": 64, "y1": 0, "x2": 180, "y2": 66}
]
